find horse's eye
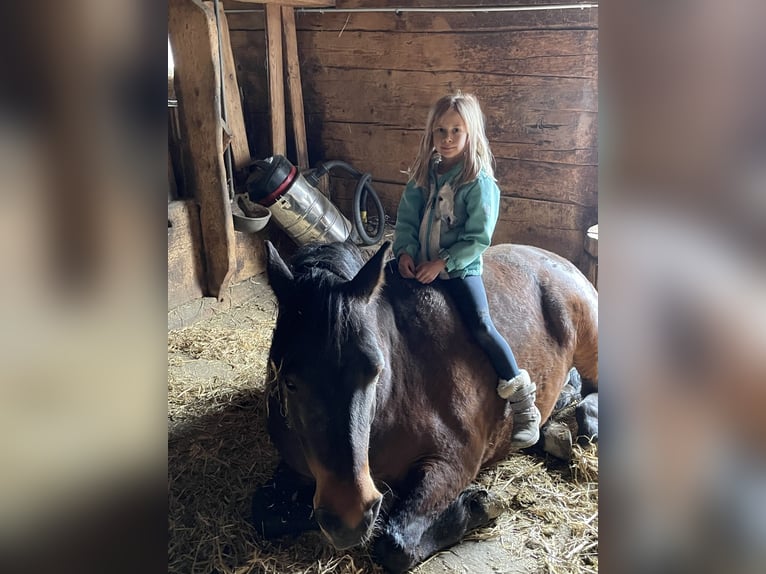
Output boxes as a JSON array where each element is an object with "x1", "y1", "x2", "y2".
[{"x1": 282, "y1": 378, "x2": 297, "y2": 392}]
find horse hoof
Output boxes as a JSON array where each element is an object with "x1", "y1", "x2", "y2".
[
  {"x1": 575, "y1": 393, "x2": 598, "y2": 444},
  {"x1": 464, "y1": 488, "x2": 504, "y2": 528},
  {"x1": 542, "y1": 420, "x2": 573, "y2": 460},
  {"x1": 372, "y1": 533, "x2": 416, "y2": 574}
]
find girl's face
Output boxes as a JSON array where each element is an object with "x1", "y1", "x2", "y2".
[{"x1": 432, "y1": 108, "x2": 468, "y2": 168}]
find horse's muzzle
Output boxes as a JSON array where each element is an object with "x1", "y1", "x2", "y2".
[{"x1": 315, "y1": 496, "x2": 383, "y2": 550}]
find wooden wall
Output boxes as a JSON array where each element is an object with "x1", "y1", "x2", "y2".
[{"x1": 225, "y1": 0, "x2": 598, "y2": 269}]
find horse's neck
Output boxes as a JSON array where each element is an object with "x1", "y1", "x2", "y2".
[{"x1": 371, "y1": 297, "x2": 399, "y2": 405}]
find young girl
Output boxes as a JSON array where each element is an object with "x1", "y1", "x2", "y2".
[{"x1": 392, "y1": 92, "x2": 541, "y2": 449}]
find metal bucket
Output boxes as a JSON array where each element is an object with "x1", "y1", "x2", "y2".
[
  {"x1": 246, "y1": 155, "x2": 352, "y2": 245},
  {"x1": 267, "y1": 173, "x2": 352, "y2": 244}
]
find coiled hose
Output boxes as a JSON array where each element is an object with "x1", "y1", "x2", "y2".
[{"x1": 304, "y1": 160, "x2": 385, "y2": 245}]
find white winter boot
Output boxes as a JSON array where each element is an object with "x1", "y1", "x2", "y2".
[{"x1": 497, "y1": 370, "x2": 542, "y2": 449}]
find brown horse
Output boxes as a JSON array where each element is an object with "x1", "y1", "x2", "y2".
[{"x1": 252, "y1": 240, "x2": 598, "y2": 572}]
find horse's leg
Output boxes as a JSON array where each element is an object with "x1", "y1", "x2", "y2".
[
  {"x1": 250, "y1": 461, "x2": 318, "y2": 539},
  {"x1": 543, "y1": 369, "x2": 598, "y2": 455},
  {"x1": 372, "y1": 467, "x2": 503, "y2": 573},
  {"x1": 576, "y1": 392, "x2": 598, "y2": 444}
]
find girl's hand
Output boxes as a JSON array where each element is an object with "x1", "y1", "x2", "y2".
[
  {"x1": 415, "y1": 259, "x2": 446, "y2": 284},
  {"x1": 398, "y1": 253, "x2": 416, "y2": 278}
]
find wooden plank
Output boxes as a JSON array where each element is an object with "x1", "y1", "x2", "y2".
[
  {"x1": 295, "y1": 29, "x2": 597, "y2": 79},
  {"x1": 233, "y1": 229, "x2": 268, "y2": 284},
  {"x1": 282, "y1": 5, "x2": 309, "y2": 168},
  {"x1": 213, "y1": 1, "x2": 252, "y2": 173},
  {"x1": 497, "y1": 196, "x2": 593, "y2": 230},
  {"x1": 493, "y1": 225, "x2": 585, "y2": 267},
  {"x1": 228, "y1": 28, "x2": 270, "y2": 158},
  {"x1": 229, "y1": 6, "x2": 598, "y2": 33},
  {"x1": 265, "y1": 4, "x2": 286, "y2": 155},
  {"x1": 298, "y1": 69, "x2": 596, "y2": 125},
  {"x1": 226, "y1": 0, "x2": 334, "y2": 7},
  {"x1": 312, "y1": 113, "x2": 596, "y2": 167},
  {"x1": 335, "y1": 0, "x2": 569, "y2": 7},
  {"x1": 169, "y1": 0, "x2": 236, "y2": 300},
  {"x1": 168, "y1": 200, "x2": 206, "y2": 308},
  {"x1": 494, "y1": 161, "x2": 597, "y2": 207},
  {"x1": 495, "y1": 195, "x2": 596, "y2": 265},
  {"x1": 312, "y1": 122, "x2": 596, "y2": 203}
]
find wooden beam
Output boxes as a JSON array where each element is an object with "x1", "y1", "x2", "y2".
[
  {"x1": 265, "y1": 4, "x2": 286, "y2": 155},
  {"x1": 226, "y1": 0, "x2": 334, "y2": 6},
  {"x1": 168, "y1": 200, "x2": 206, "y2": 308},
  {"x1": 169, "y1": 0, "x2": 236, "y2": 300},
  {"x1": 213, "y1": 2, "x2": 252, "y2": 173},
  {"x1": 282, "y1": 5, "x2": 309, "y2": 168}
]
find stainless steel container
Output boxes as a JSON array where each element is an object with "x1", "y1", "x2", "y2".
[
  {"x1": 246, "y1": 155, "x2": 352, "y2": 245},
  {"x1": 268, "y1": 172, "x2": 352, "y2": 244}
]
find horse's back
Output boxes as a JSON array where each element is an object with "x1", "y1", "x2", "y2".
[
  {"x1": 379, "y1": 243, "x2": 597, "y2": 464},
  {"x1": 483, "y1": 244, "x2": 598, "y2": 410}
]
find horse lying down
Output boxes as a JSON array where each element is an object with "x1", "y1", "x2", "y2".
[{"x1": 251, "y1": 240, "x2": 598, "y2": 573}]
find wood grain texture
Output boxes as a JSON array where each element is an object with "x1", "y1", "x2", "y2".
[
  {"x1": 226, "y1": 0, "x2": 334, "y2": 7},
  {"x1": 213, "y1": 2, "x2": 252, "y2": 173},
  {"x1": 282, "y1": 5, "x2": 310, "y2": 168},
  {"x1": 265, "y1": 4, "x2": 286, "y2": 155},
  {"x1": 227, "y1": 4, "x2": 598, "y2": 272},
  {"x1": 229, "y1": 8, "x2": 598, "y2": 34},
  {"x1": 168, "y1": 200, "x2": 206, "y2": 308},
  {"x1": 169, "y1": 0, "x2": 236, "y2": 300},
  {"x1": 233, "y1": 228, "x2": 268, "y2": 283}
]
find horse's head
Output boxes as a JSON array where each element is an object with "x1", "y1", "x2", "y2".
[{"x1": 265, "y1": 240, "x2": 390, "y2": 550}]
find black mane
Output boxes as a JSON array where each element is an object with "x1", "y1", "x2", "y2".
[
  {"x1": 285, "y1": 242, "x2": 368, "y2": 359},
  {"x1": 290, "y1": 241, "x2": 365, "y2": 281}
]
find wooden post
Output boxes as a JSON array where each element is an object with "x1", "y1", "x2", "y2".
[
  {"x1": 168, "y1": 0, "x2": 236, "y2": 301},
  {"x1": 265, "y1": 4, "x2": 286, "y2": 155},
  {"x1": 214, "y1": 2, "x2": 252, "y2": 173},
  {"x1": 282, "y1": 5, "x2": 309, "y2": 169}
]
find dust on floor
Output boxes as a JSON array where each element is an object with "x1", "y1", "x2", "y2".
[{"x1": 168, "y1": 277, "x2": 598, "y2": 574}]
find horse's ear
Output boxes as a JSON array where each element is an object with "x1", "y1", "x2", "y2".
[
  {"x1": 265, "y1": 240, "x2": 295, "y2": 303},
  {"x1": 346, "y1": 241, "x2": 390, "y2": 302}
]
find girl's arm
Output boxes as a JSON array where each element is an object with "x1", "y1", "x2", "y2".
[
  {"x1": 439, "y1": 175, "x2": 500, "y2": 273},
  {"x1": 392, "y1": 180, "x2": 425, "y2": 260}
]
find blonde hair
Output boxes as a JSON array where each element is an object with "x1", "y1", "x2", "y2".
[{"x1": 408, "y1": 91, "x2": 495, "y2": 188}]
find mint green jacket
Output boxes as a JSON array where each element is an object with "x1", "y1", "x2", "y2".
[{"x1": 392, "y1": 160, "x2": 500, "y2": 278}]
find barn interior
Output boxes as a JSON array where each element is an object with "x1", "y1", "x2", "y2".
[{"x1": 168, "y1": 1, "x2": 598, "y2": 573}]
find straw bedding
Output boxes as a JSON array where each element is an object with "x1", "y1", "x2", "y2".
[{"x1": 168, "y1": 280, "x2": 598, "y2": 574}]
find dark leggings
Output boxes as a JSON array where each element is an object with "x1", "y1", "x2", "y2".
[{"x1": 442, "y1": 274, "x2": 520, "y2": 381}]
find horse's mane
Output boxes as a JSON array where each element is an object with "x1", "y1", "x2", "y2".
[
  {"x1": 290, "y1": 241, "x2": 365, "y2": 281},
  {"x1": 288, "y1": 242, "x2": 368, "y2": 360}
]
